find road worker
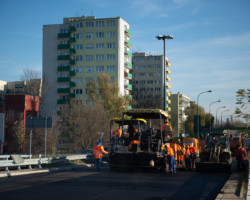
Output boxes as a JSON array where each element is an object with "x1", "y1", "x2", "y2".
[
  {"x1": 184, "y1": 144, "x2": 191, "y2": 170},
  {"x1": 113, "y1": 128, "x2": 122, "y2": 145},
  {"x1": 93, "y1": 142, "x2": 108, "y2": 171},
  {"x1": 128, "y1": 139, "x2": 140, "y2": 152},
  {"x1": 165, "y1": 144, "x2": 176, "y2": 173},
  {"x1": 189, "y1": 143, "x2": 196, "y2": 169},
  {"x1": 236, "y1": 145, "x2": 247, "y2": 170},
  {"x1": 162, "y1": 119, "x2": 172, "y2": 134},
  {"x1": 176, "y1": 143, "x2": 184, "y2": 167}
]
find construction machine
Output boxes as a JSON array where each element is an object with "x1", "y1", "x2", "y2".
[
  {"x1": 195, "y1": 132, "x2": 232, "y2": 172},
  {"x1": 109, "y1": 109, "x2": 171, "y2": 172}
]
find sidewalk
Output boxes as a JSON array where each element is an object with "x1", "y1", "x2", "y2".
[{"x1": 215, "y1": 160, "x2": 248, "y2": 200}]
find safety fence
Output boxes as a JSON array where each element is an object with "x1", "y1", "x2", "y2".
[{"x1": 0, "y1": 154, "x2": 87, "y2": 172}]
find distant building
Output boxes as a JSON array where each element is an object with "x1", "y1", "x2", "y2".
[
  {"x1": 132, "y1": 52, "x2": 171, "y2": 114},
  {"x1": 2, "y1": 95, "x2": 39, "y2": 153},
  {"x1": 169, "y1": 93, "x2": 190, "y2": 135},
  {"x1": 42, "y1": 15, "x2": 133, "y2": 117}
]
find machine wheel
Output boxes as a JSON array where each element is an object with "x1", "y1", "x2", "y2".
[{"x1": 163, "y1": 161, "x2": 169, "y2": 173}]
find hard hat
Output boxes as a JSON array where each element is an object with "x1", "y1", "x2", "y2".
[
  {"x1": 97, "y1": 142, "x2": 101, "y2": 146},
  {"x1": 166, "y1": 120, "x2": 169, "y2": 123}
]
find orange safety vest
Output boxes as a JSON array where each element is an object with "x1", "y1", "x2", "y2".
[
  {"x1": 128, "y1": 140, "x2": 140, "y2": 151},
  {"x1": 166, "y1": 147, "x2": 174, "y2": 157},
  {"x1": 190, "y1": 146, "x2": 195, "y2": 153},
  {"x1": 185, "y1": 147, "x2": 191, "y2": 159},
  {"x1": 93, "y1": 145, "x2": 108, "y2": 159},
  {"x1": 177, "y1": 144, "x2": 183, "y2": 155},
  {"x1": 113, "y1": 129, "x2": 122, "y2": 138},
  {"x1": 162, "y1": 123, "x2": 172, "y2": 133},
  {"x1": 236, "y1": 147, "x2": 247, "y2": 160}
]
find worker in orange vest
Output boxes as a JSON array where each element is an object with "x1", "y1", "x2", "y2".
[
  {"x1": 165, "y1": 144, "x2": 176, "y2": 173},
  {"x1": 113, "y1": 128, "x2": 122, "y2": 144},
  {"x1": 128, "y1": 139, "x2": 140, "y2": 152},
  {"x1": 93, "y1": 142, "x2": 108, "y2": 171},
  {"x1": 236, "y1": 145, "x2": 247, "y2": 170},
  {"x1": 176, "y1": 144, "x2": 183, "y2": 167},
  {"x1": 185, "y1": 144, "x2": 191, "y2": 170},
  {"x1": 189, "y1": 143, "x2": 196, "y2": 169},
  {"x1": 162, "y1": 120, "x2": 172, "y2": 133}
]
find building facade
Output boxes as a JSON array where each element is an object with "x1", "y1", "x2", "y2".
[
  {"x1": 169, "y1": 93, "x2": 190, "y2": 135},
  {"x1": 42, "y1": 16, "x2": 133, "y2": 117},
  {"x1": 132, "y1": 52, "x2": 171, "y2": 113}
]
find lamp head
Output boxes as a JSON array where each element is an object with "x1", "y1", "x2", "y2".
[{"x1": 156, "y1": 35, "x2": 162, "y2": 40}]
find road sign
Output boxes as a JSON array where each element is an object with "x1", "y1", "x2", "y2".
[{"x1": 26, "y1": 117, "x2": 52, "y2": 128}]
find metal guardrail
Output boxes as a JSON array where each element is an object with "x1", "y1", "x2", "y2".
[{"x1": 0, "y1": 154, "x2": 87, "y2": 172}]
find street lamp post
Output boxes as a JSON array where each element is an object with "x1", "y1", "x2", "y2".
[
  {"x1": 196, "y1": 90, "x2": 212, "y2": 139},
  {"x1": 216, "y1": 106, "x2": 226, "y2": 129},
  {"x1": 209, "y1": 100, "x2": 220, "y2": 133},
  {"x1": 156, "y1": 35, "x2": 173, "y2": 112},
  {"x1": 221, "y1": 110, "x2": 230, "y2": 130}
]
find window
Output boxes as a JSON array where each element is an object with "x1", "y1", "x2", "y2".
[
  {"x1": 74, "y1": 55, "x2": 82, "y2": 61},
  {"x1": 74, "y1": 34, "x2": 82, "y2": 39},
  {"x1": 139, "y1": 66, "x2": 146, "y2": 70},
  {"x1": 147, "y1": 80, "x2": 153, "y2": 84},
  {"x1": 73, "y1": 67, "x2": 82, "y2": 72},
  {"x1": 73, "y1": 78, "x2": 82, "y2": 83},
  {"x1": 59, "y1": 84, "x2": 69, "y2": 88},
  {"x1": 58, "y1": 73, "x2": 69, "y2": 77},
  {"x1": 96, "y1": 66, "x2": 104, "y2": 72},
  {"x1": 139, "y1": 80, "x2": 146, "y2": 84},
  {"x1": 59, "y1": 40, "x2": 69, "y2": 45},
  {"x1": 96, "y1": 21, "x2": 104, "y2": 27},
  {"x1": 107, "y1": 32, "x2": 115, "y2": 38},
  {"x1": 110, "y1": 77, "x2": 114, "y2": 83},
  {"x1": 149, "y1": 73, "x2": 153, "y2": 77},
  {"x1": 86, "y1": 77, "x2": 93, "y2": 83},
  {"x1": 147, "y1": 57, "x2": 153, "y2": 61},
  {"x1": 85, "y1": 100, "x2": 92, "y2": 105},
  {"x1": 86, "y1": 33, "x2": 93, "y2": 39},
  {"x1": 60, "y1": 29, "x2": 69, "y2": 34},
  {"x1": 133, "y1": 73, "x2": 138, "y2": 77},
  {"x1": 155, "y1": 65, "x2": 161, "y2": 69},
  {"x1": 107, "y1": 43, "x2": 115, "y2": 49},
  {"x1": 155, "y1": 88, "x2": 161, "y2": 92},
  {"x1": 74, "y1": 23, "x2": 83, "y2": 28},
  {"x1": 86, "y1": 22, "x2": 94, "y2": 27},
  {"x1": 59, "y1": 51, "x2": 70, "y2": 55},
  {"x1": 133, "y1": 66, "x2": 138, "y2": 70},
  {"x1": 74, "y1": 44, "x2": 83, "y2": 50},
  {"x1": 132, "y1": 58, "x2": 138, "y2": 62},
  {"x1": 107, "y1": 54, "x2": 115, "y2": 60},
  {"x1": 86, "y1": 55, "x2": 93, "y2": 61},
  {"x1": 96, "y1": 55, "x2": 104, "y2": 61},
  {"x1": 140, "y1": 73, "x2": 146, "y2": 77},
  {"x1": 155, "y1": 57, "x2": 161, "y2": 61},
  {"x1": 140, "y1": 88, "x2": 146, "y2": 92},
  {"x1": 86, "y1": 44, "x2": 94, "y2": 50},
  {"x1": 155, "y1": 80, "x2": 161, "y2": 84},
  {"x1": 96, "y1": 43, "x2": 104, "y2": 49},
  {"x1": 85, "y1": 67, "x2": 93, "y2": 72},
  {"x1": 140, "y1": 58, "x2": 146, "y2": 62},
  {"x1": 73, "y1": 89, "x2": 82, "y2": 94},
  {"x1": 154, "y1": 72, "x2": 161, "y2": 77},
  {"x1": 107, "y1": 65, "x2": 115, "y2": 72},
  {"x1": 59, "y1": 62, "x2": 70, "y2": 67},
  {"x1": 107, "y1": 20, "x2": 115, "y2": 26},
  {"x1": 96, "y1": 32, "x2": 104, "y2": 38}
]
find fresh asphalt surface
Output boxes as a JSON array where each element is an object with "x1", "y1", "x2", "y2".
[{"x1": 0, "y1": 166, "x2": 230, "y2": 200}]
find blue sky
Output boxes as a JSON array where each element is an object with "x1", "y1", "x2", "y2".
[{"x1": 0, "y1": 0, "x2": 249, "y2": 121}]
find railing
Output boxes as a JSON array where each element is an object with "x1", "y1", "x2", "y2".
[{"x1": 0, "y1": 154, "x2": 87, "y2": 172}]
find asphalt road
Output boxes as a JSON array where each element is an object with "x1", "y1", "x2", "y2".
[{"x1": 0, "y1": 166, "x2": 230, "y2": 200}]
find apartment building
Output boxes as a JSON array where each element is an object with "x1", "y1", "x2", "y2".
[
  {"x1": 169, "y1": 93, "x2": 190, "y2": 135},
  {"x1": 132, "y1": 52, "x2": 171, "y2": 114},
  {"x1": 42, "y1": 16, "x2": 132, "y2": 117}
]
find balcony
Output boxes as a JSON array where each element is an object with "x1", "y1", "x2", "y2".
[
  {"x1": 70, "y1": 48, "x2": 75, "y2": 53},
  {"x1": 57, "y1": 99, "x2": 68, "y2": 104},
  {"x1": 57, "y1": 88, "x2": 70, "y2": 93},
  {"x1": 69, "y1": 70, "x2": 76, "y2": 76},
  {"x1": 58, "y1": 66, "x2": 70, "y2": 71},
  {"x1": 129, "y1": 95, "x2": 132, "y2": 100},
  {"x1": 125, "y1": 51, "x2": 132, "y2": 57},
  {"x1": 58, "y1": 77, "x2": 70, "y2": 82},
  {"x1": 125, "y1": 83, "x2": 132, "y2": 90},
  {"x1": 58, "y1": 55, "x2": 70, "y2": 60},
  {"x1": 125, "y1": 62, "x2": 132, "y2": 69},
  {"x1": 125, "y1": 29, "x2": 132, "y2": 37},
  {"x1": 58, "y1": 33, "x2": 70, "y2": 38},
  {"x1": 126, "y1": 105, "x2": 132, "y2": 109},
  {"x1": 69, "y1": 93, "x2": 75, "y2": 98},
  {"x1": 70, "y1": 59, "x2": 75, "y2": 65},
  {"x1": 167, "y1": 107, "x2": 171, "y2": 112},
  {"x1": 124, "y1": 72, "x2": 132, "y2": 79},
  {"x1": 125, "y1": 40, "x2": 132, "y2": 48},
  {"x1": 69, "y1": 81, "x2": 75, "y2": 87},
  {"x1": 166, "y1": 69, "x2": 171, "y2": 74},
  {"x1": 69, "y1": 26, "x2": 76, "y2": 32},
  {"x1": 58, "y1": 44, "x2": 70, "y2": 49}
]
